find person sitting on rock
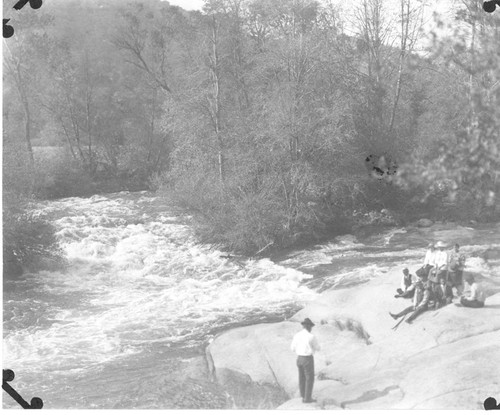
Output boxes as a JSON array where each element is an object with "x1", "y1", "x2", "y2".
[
  {"x1": 433, "y1": 275, "x2": 453, "y2": 309},
  {"x1": 448, "y1": 243, "x2": 466, "y2": 296},
  {"x1": 390, "y1": 275, "x2": 431, "y2": 323},
  {"x1": 416, "y1": 243, "x2": 435, "y2": 279},
  {"x1": 395, "y1": 268, "x2": 415, "y2": 299},
  {"x1": 428, "y1": 241, "x2": 449, "y2": 289},
  {"x1": 290, "y1": 318, "x2": 321, "y2": 404},
  {"x1": 406, "y1": 281, "x2": 433, "y2": 323},
  {"x1": 460, "y1": 275, "x2": 485, "y2": 308}
]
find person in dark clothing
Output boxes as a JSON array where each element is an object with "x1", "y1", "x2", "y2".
[
  {"x1": 290, "y1": 318, "x2": 321, "y2": 403},
  {"x1": 449, "y1": 243, "x2": 466, "y2": 296},
  {"x1": 395, "y1": 268, "x2": 415, "y2": 298},
  {"x1": 433, "y1": 275, "x2": 453, "y2": 309},
  {"x1": 390, "y1": 276, "x2": 432, "y2": 324},
  {"x1": 406, "y1": 281, "x2": 432, "y2": 323}
]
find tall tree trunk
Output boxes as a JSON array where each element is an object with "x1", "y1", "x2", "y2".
[
  {"x1": 209, "y1": 15, "x2": 224, "y2": 184},
  {"x1": 146, "y1": 88, "x2": 157, "y2": 164},
  {"x1": 468, "y1": 1, "x2": 477, "y2": 132},
  {"x1": 84, "y1": 54, "x2": 94, "y2": 174},
  {"x1": 21, "y1": 92, "x2": 35, "y2": 165},
  {"x1": 14, "y1": 63, "x2": 35, "y2": 165},
  {"x1": 389, "y1": 0, "x2": 411, "y2": 131}
]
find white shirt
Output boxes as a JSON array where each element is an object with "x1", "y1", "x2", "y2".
[
  {"x1": 291, "y1": 329, "x2": 321, "y2": 356},
  {"x1": 401, "y1": 274, "x2": 414, "y2": 291},
  {"x1": 423, "y1": 249, "x2": 436, "y2": 267},
  {"x1": 433, "y1": 250, "x2": 448, "y2": 269},
  {"x1": 467, "y1": 282, "x2": 485, "y2": 302}
]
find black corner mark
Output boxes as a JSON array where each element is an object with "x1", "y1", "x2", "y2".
[
  {"x1": 483, "y1": 1, "x2": 500, "y2": 13},
  {"x1": 3, "y1": 369, "x2": 15, "y2": 382},
  {"x1": 2, "y1": 369, "x2": 44, "y2": 409},
  {"x1": 484, "y1": 397, "x2": 500, "y2": 410},
  {"x1": 4, "y1": 0, "x2": 43, "y2": 38},
  {"x1": 3, "y1": 19, "x2": 14, "y2": 38},
  {"x1": 13, "y1": 0, "x2": 43, "y2": 11}
]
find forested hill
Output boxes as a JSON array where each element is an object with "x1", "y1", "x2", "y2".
[{"x1": 3, "y1": 0, "x2": 500, "y2": 267}]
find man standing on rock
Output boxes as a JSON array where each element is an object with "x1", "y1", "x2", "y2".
[{"x1": 291, "y1": 318, "x2": 321, "y2": 404}]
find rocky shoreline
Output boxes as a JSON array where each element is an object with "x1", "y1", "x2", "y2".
[{"x1": 205, "y1": 253, "x2": 500, "y2": 409}]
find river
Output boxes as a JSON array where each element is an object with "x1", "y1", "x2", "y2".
[{"x1": 3, "y1": 191, "x2": 500, "y2": 409}]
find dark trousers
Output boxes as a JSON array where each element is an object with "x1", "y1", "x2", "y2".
[
  {"x1": 394, "y1": 304, "x2": 427, "y2": 322},
  {"x1": 461, "y1": 298, "x2": 484, "y2": 308},
  {"x1": 451, "y1": 270, "x2": 464, "y2": 295},
  {"x1": 407, "y1": 304, "x2": 428, "y2": 322},
  {"x1": 393, "y1": 305, "x2": 414, "y2": 318},
  {"x1": 297, "y1": 355, "x2": 314, "y2": 401}
]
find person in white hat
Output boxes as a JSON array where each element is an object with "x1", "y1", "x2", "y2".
[
  {"x1": 416, "y1": 242, "x2": 436, "y2": 279},
  {"x1": 290, "y1": 318, "x2": 321, "y2": 403},
  {"x1": 429, "y1": 241, "x2": 449, "y2": 287}
]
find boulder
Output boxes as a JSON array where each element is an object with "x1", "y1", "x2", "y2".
[
  {"x1": 417, "y1": 218, "x2": 433, "y2": 228},
  {"x1": 206, "y1": 321, "x2": 367, "y2": 397},
  {"x1": 207, "y1": 261, "x2": 500, "y2": 409}
]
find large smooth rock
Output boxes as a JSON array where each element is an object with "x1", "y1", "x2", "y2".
[
  {"x1": 207, "y1": 260, "x2": 500, "y2": 409},
  {"x1": 207, "y1": 321, "x2": 367, "y2": 397}
]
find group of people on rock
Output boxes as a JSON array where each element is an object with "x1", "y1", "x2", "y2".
[
  {"x1": 290, "y1": 240, "x2": 489, "y2": 405},
  {"x1": 390, "y1": 241, "x2": 486, "y2": 324}
]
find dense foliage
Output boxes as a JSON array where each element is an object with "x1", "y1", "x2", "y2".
[{"x1": 3, "y1": 0, "x2": 500, "y2": 264}]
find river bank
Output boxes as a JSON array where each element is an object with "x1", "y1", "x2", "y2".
[{"x1": 206, "y1": 225, "x2": 500, "y2": 409}]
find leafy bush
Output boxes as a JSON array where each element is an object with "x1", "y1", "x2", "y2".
[{"x1": 32, "y1": 151, "x2": 95, "y2": 199}]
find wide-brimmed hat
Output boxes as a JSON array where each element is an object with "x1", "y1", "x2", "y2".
[
  {"x1": 301, "y1": 318, "x2": 315, "y2": 327},
  {"x1": 427, "y1": 242, "x2": 435, "y2": 249},
  {"x1": 435, "y1": 241, "x2": 447, "y2": 248}
]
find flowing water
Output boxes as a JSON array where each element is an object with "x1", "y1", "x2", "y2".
[{"x1": 3, "y1": 191, "x2": 500, "y2": 409}]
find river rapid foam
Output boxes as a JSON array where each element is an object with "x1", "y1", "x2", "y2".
[
  {"x1": 3, "y1": 191, "x2": 499, "y2": 409},
  {"x1": 3, "y1": 191, "x2": 316, "y2": 408}
]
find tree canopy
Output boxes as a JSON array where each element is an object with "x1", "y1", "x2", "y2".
[{"x1": 3, "y1": 0, "x2": 500, "y2": 258}]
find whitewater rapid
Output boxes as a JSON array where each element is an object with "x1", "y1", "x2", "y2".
[
  {"x1": 3, "y1": 191, "x2": 499, "y2": 409},
  {"x1": 4, "y1": 192, "x2": 317, "y2": 374}
]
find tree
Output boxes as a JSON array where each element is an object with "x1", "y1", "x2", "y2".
[
  {"x1": 3, "y1": 12, "x2": 51, "y2": 165},
  {"x1": 396, "y1": 2, "x2": 500, "y2": 218}
]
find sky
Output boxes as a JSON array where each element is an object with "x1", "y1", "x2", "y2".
[
  {"x1": 167, "y1": 0, "x2": 204, "y2": 10},
  {"x1": 163, "y1": 0, "x2": 457, "y2": 52},
  {"x1": 165, "y1": 0, "x2": 453, "y2": 15},
  {"x1": 164, "y1": 0, "x2": 456, "y2": 33}
]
